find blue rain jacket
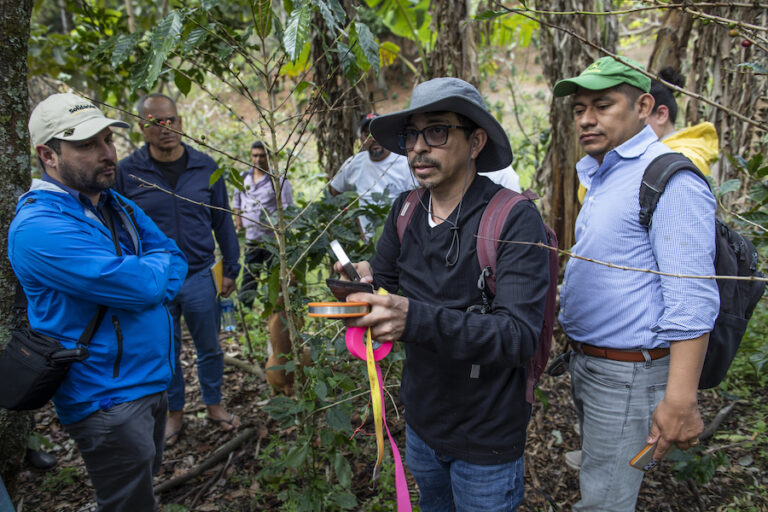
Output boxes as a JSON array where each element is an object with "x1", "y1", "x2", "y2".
[{"x1": 8, "y1": 180, "x2": 188, "y2": 424}]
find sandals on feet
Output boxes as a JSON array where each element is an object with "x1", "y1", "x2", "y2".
[
  {"x1": 206, "y1": 413, "x2": 239, "y2": 432},
  {"x1": 164, "y1": 419, "x2": 188, "y2": 447}
]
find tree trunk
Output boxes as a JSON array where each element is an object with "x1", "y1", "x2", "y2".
[
  {"x1": 0, "y1": 0, "x2": 34, "y2": 497},
  {"x1": 312, "y1": 2, "x2": 367, "y2": 182},
  {"x1": 428, "y1": 0, "x2": 478, "y2": 87},
  {"x1": 534, "y1": 0, "x2": 618, "y2": 254},
  {"x1": 647, "y1": 0, "x2": 694, "y2": 74},
  {"x1": 686, "y1": 5, "x2": 768, "y2": 191}
]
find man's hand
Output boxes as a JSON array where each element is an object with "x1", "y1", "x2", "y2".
[
  {"x1": 220, "y1": 276, "x2": 237, "y2": 297},
  {"x1": 648, "y1": 395, "x2": 704, "y2": 460},
  {"x1": 647, "y1": 334, "x2": 709, "y2": 460},
  {"x1": 346, "y1": 292, "x2": 408, "y2": 342},
  {"x1": 332, "y1": 260, "x2": 373, "y2": 283}
]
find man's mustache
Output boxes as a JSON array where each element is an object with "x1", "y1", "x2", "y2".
[{"x1": 409, "y1": 155, "x2": 441, "y2": 170}]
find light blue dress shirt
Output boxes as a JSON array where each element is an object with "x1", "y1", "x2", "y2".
[{"x1": 559, "y1": 125, "x2": 719, "y2": 349}]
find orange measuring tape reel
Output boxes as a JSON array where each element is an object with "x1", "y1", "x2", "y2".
[{"x1": 307, "y1": 302, "x2": 370, "y2": 318}]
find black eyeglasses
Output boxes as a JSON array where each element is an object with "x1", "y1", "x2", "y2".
[{"x1": 397, "y1": 124, "x2": 472, "y2": 150}]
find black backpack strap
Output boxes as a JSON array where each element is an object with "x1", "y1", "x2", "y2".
[
  {"x1": 113, "y1": 195, "x2": 138, "y2": 227},
  {"x1": 639, "y1": 152, "x2": 709, "y2": 228}
]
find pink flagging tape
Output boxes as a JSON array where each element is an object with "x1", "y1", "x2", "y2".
[
  {"x1": 345, "y1": 326, "x2": 411, "y2": 511},
  {"x1": 345, "y1": 326, "x2": 392, "y2": 361}
]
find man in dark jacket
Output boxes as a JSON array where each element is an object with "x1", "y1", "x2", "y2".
[
  {"x1": 12, "y1": 93, "x2": 188, "y2": 511},
  {"x1": 339, "y1": 78, "x2": 550, "y2": 511},
  {"x1": 116, "y1": 93, "x2": 241, "y2": 445}
]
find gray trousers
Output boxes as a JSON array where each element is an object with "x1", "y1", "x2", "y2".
[
  {"x1": 64, "y1": 392, "x2": 167, "y2": 512},
  {"x1": 570, "y1": 351, "x2": 670, "y2": 512}
]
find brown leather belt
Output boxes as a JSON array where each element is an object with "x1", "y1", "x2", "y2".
[{"x1": 570, "y1": 341, "x2": 670, "y2": 362}]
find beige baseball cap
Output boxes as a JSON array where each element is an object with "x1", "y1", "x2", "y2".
[{"x1": 29, "y1": 93, "x2": 129, "y2": 147}]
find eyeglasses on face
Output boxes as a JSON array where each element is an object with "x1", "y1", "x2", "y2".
[{"x1": 397, "y1": 124, "x2": 471, "y2": 150}]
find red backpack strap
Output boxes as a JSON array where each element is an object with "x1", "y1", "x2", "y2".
[
  {"x1": 477, "y1": 189, "x2": 536, "y2": 295},
  {"x1": 396, "y1": 188, "x2": 426, "y2": 243}
]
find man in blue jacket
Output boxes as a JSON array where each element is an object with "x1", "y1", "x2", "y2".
[
  {"x1": 116, "y1": 93, "x2": 241, "y2": 444},
  {"x1": 10, "y1": 93, "x2": 188, "y2": 511}
]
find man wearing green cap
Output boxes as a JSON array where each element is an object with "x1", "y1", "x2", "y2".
[{"x1": 555, "y1": 57, "x2": 719, "y2": 510}]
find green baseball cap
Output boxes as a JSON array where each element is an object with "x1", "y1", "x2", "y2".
[{"x1": 553, "y1": 56, "x2": 651, "y2": 97}]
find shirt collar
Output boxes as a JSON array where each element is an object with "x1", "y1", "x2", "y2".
[
  {"x1": 42, "y1": 173, "x2": 108, "y2": 209},
  {"x1": 576, "y1": 125, "x2": 658, "y2": 184}
]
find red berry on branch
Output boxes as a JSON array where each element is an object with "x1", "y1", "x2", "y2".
[{"x1": 742, "y1": 40, "x2": 752, "y2": 48}]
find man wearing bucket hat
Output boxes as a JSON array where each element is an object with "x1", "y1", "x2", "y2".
[
  {"x1": 338, "y1": 78, "x2": 550, "y2": 510},
  {"x1": 9, "y1": 93, "x2": 188, "y2": 511},
  {"x1": 329, "y1": 113, "x2": 414, "y2": 239},
  {"x1": 555, "y1": 57, "x2": 718, "y2": 510}
]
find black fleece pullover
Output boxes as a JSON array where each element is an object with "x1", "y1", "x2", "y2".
[{"x1": 371, "y1": 175, "x2": 549, "y2": 464}]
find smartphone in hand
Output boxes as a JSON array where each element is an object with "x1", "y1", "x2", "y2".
[
  {"x1": 330, "y1": 240, "x2": 361, "y2": 281},
  {"x1": 629, "y1": 442, "x2": 658, "y2": 472},
  {"x1": 326, "y1": 278, "x2": 374, "y2": 301}
]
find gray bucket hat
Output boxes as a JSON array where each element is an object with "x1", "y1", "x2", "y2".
[{"x1": 369, "y1": 77, "x2": 513, "y2": 172}]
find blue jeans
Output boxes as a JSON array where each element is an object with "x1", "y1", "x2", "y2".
[
  {"x1": 405, "y1": 423, "x2": 524, "y2": 512},
  {"x1": 167, "y1": 269, "x2": 223, "y2": 411},
  {"x1": 570, "y1": 350, "x2": 670, "y2": 512},
  {"x1": 0, "y1": 474, "x2": 13, "y2": 512}
]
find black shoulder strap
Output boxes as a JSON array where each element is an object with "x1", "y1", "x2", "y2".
[
  {"x1": 638, "y1": 152, "x2": 709, "y2": 228},
  {"x1": 113, "y1": 195, "x2": 139, "y2": 231}
]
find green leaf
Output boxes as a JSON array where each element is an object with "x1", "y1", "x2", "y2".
[
  {"x1": 474, "y1": 9, "x2": 505, "y2": 20},
  {"x1": 312, "y1": 0, "x2": 341, "y2": 30},
  {"x1": 285, "y1": 442, "x2": 309, "y2": 468},
  {"x1": 719, "y1": 179, "x2": 741, "y2": 195},
  {"x1": 332, "y1": 452, "x2": 352, "y2": 487},
  {"x1": 326, "y1": 404, "x2": 352, "y2": 433},
  {"x1": 209, "y1": 167, "x2": 224, "y2": 187},
  {"x1": 283, "y1": 3, "x2": 311, "y2": 62},
  {"x1": 227, "y1": 168, "x2": 245, "y2": 192},
  {"x1": 332, "y1": 491, "x2": 357, "y2": 509},
  {"x1": 736, "y1": 62, "x2": 768, "y2": 74},
  {"x1": 134, "y1": 10, "x2": 184, "y2": 90},
  {"x1": 353, "y1": 22, "x2": 379, "y2": 73},
  {"x1": 295, "y1": 80, "x2": 315, "y2": 94},
  {"x1": 253, "y1": 0, "x2": 274, "y2": 38},
  {"x1": 111, "y1": 33, "x2": 140, "y2": 68},
  {"x1": 174, "y1": 70, "x2": 192, "y2": 95},
  {"x1": 314, "y1": 380, "x2": 328, "y2": 400},
  {"x1": 336, "y1": 41, "x2": 359, "y2": 82},
  {"x1": 183, "y1": 26, "x2": 208, "y2": 51},
  {"x1": 326, "y1": 0, "x2": 347, "y2": 24}
]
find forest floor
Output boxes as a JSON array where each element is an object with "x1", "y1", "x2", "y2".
[{"x1": 14, "y1": 330, "x2": 768, "y2": 512}]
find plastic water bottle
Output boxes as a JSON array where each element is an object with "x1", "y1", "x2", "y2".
[{"x1": 220, "y1": 298, "x2": 237, "y2": 332}]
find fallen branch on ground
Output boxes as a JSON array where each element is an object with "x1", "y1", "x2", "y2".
[
  {"x1": 224, "y1": 355, "x2": 265, "y2": 379},
  {"x1": 154, "y1": 427, "x2": 259, "y2": 494},
  {"x1": 701, "y1": 401, "x2": 739, "y2": 441}
]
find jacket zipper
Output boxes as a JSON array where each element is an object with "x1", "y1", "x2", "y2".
[
  {"x1": 112, "y1": 316, "x2": 123, "y2": 378},
  {"x1": 165, "y1": 306, "x2": 174, "y2": 373}
]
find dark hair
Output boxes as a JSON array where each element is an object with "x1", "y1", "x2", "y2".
[
  {"x1": 614, "y1": 83, "x2": 644, "y2": 104},
  {"x1": 136, "y1": 92, "x2": 177, "y2": 118},
  {"x1": 251, "y1": 141, "x2": 269, "y2": 152},
  {"x1": 38, "y1": 138, "x2": 61, "y2": 170},
  {"x1": 650, "y1": 67, "x2": 685, "y2": 123},
  {"x1": 455, "y1": 113, "x2": 477, "y2": 140}
]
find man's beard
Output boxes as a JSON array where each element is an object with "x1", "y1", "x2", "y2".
[
  {"x1": 58, "y1": 158, "x2": 116, "y2": 197},
  {"x1": 368, "y1": 146, "x2": 387, "y2": 161}
]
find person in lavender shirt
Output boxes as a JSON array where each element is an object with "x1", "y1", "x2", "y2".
[{"x1": 232, "y1": 141, "x2": 293, "y2": 308}]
